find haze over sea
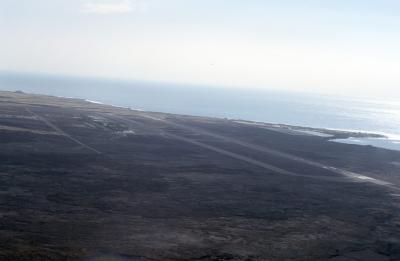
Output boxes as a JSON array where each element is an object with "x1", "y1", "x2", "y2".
[{"x1": 1, "y1": 72, "x2": 399, "y2": 151}]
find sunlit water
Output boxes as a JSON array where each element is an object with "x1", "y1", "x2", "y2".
[{"x1": 1, "y1": 72, "x2": 399, "y2": 151}]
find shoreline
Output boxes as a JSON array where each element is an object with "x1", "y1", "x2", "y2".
[
  {"x1": 2, "y1": 86, "x2": 400, "y2": 261},
  {"x1": 5, "y1": 89, "x2": 400, "y2": 151},
  {"x1": 81, "y1": 98, "x2": 389, "y2": 139}
]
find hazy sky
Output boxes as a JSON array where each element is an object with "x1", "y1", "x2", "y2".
[{"x1": 1, "y1": 0, "x2": 400, "y2": 96}]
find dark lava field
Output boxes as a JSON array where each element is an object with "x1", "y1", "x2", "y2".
[{"x1": 0, "y1": 91, "x2": 400, "y2": 261}]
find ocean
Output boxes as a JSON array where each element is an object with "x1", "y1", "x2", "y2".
[{"x1": 1, "y1": 72, "x2": 399, "y2": 151}]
